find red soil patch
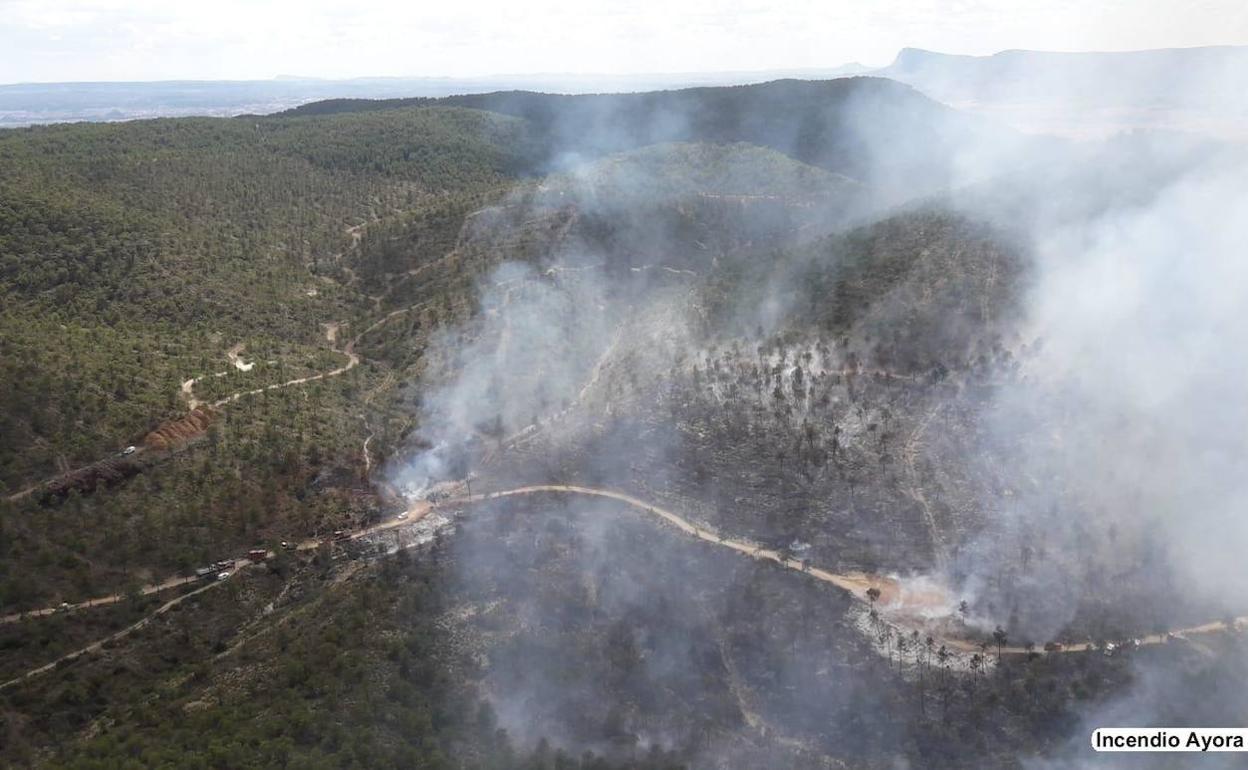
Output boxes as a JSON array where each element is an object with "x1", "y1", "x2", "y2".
[{"x1": 143, "y1": 407, "x2": 217, "y2": 450}]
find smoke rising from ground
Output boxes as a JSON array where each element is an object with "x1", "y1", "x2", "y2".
[
  {"x1": 944, "y1": 142, "x2": 1248, "y2": 629},
  {"x1": 389, "y1": 259, "x2": 617, "y2": 495},
  {"x1": 385, "y1": 57, "x2": 1248, "y2": 767},
  {"x1": 922, "y1": 66, "x2": 1248, "y2": 766}
]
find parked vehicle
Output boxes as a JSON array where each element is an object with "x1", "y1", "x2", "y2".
[
  {"x1": 247, "y1": 549, "x2": 268, "y2": 562},
  {"x1": 194, "y1": 567, "x2": 216, "y2": 580},
  {"x1": 216, "y1": 571, "x2": 231, "y2": 581}
]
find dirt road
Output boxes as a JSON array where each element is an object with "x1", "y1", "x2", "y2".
[
  {"x1": 0, "y1": 570, "x2": 198, "y2": 625},
  {"x1": 4, "y1": 494, "x2": 436, "y2": 626},
  {"x1": 449, "y1": 485, "x2": 1248, "y2": 658},
  {"x1": 13, "y1": 482, "x2": 1245, "y2": 658},
  {"x1": 468, "y1": 485, "x2": 907, "y2": 595},
  {"x1": 0, "y1": 501, "x2": 448, "y2": 689},
  {"x1": 4, "y1": 447, "x2": 150, "y2": 504},
  {"x1": 7, "y1": 481, "x2": 1244, "y2": 692},
  {"x1": 904, "y1": 402, "x2": 946, "y2": 570},
  {"x1": 211, "y1": 340, "x2": 359, "y2": 408},
  {"x1": 3, "y1": 485, "x2": 39, "y2": 503},
  {"x1": 0, "y1": 560, "x2": 257, "y2": 692}
]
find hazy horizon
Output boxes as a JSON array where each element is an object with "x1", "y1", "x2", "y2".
[
  {"x1": 2, "y1": 0, "x2": 1247, "y2": 85},
  {"x1": 3, "y1": 41, "x2": 1247, "y2": 87}
]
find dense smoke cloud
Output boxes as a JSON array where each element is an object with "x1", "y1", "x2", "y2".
[
  {"x1": 390, "y1": 260, "x2": 616, "y2": 494},
  {"x1": 945, "y1": 135, "x2": 1248, "y2": 628},
  {"x1": 386, "y1": 53, "x2": 1248, "y2": 767},
  {"x1": 882, "y1": 46, "x2": 1248, "y2": 140},
  {"x1": 950, "y1": 142, "x2": 1248, "y2": 769}
]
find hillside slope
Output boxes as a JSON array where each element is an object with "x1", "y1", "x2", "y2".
[{"x1": 283, "y1": 78, "x2": 1027, "y2": 193}]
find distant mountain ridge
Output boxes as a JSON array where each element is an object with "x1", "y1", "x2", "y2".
[
  {"x1": 9, "y1": 45, "x2": 1242, "y2": 140},
  {"x1": 878, "y1": 44, "x2": 1248, "y2": 108}
]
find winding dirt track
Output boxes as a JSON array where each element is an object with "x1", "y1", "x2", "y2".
[
  {"x1": 18, "y1": 303, "x2": 379, "y2": 505},
  {"x1": 209, "y1": 340, "x2": 359, "y2": 408},
  {"x1": 904, "y1": 402, "x2": 946, "y2": 570},
  {"x1": 6, "y1": 479, "x2": 1246, "y2": 690},
  {"x1": 472, "y1": 485, "x2": 886, "y2": 597},
  {"x1": 453, "y1": 485, "x2": 1247, "y2": 657}
]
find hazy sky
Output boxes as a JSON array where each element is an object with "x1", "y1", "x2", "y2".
[{"x1": 2, "y1": 0, "x2": 1246, "y2": 83}]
